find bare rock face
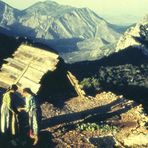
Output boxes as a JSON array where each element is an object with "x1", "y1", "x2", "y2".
[
  {"x1": 0, "y1": 1, "x2": 19, "y2": 26},
  {"x1": 116, "y1": 25, "x2": 140, "y2": 51},
  {"x1": 116, "y1": 14, "x2": 148, "y2": 55},
  {"x1": 123, "y1": 134, "x2": 148, "y2": 147},
  {"x1": 0, "y1": 1, "x2": 123, "y2": 63},
  {"x1": 115, "y1": 104, "x2": 148, "y2": 147},
  {"x1": 41, "y1": 91, "x2": 148, "y2": 147}
]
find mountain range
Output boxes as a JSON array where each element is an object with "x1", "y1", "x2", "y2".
[
  {"x1": 0, "y1": 0, "x2": 128, "y2": 63},
  {"x1": 0, "y1": 0, "x2": 148, "y2": 116}
]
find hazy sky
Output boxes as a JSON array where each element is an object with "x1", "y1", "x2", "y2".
[{"x1": 1, "y1": 0, "x2": 148, "y2": 25}]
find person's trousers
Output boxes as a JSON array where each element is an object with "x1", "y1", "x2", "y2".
[{"x1": 1, "y1": 105, "x2": 9, "y2": 133}]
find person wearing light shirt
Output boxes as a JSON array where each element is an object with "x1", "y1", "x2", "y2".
[
  {"x1": 18, "y1": 88, "x2": 38, "y2": 145},
  {"x1": 1, "y1": 84, "x2": 18, "y2": 135}
]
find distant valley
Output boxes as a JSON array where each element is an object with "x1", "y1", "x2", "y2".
[{"x1": 0, "y1": 0, "x2": 128, "y2": 63}]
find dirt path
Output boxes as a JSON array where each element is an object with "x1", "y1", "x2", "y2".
[{"x1": 40, "y1": 92, "x2": 148, "y2": 148}]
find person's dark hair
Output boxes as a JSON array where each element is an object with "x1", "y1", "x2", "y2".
[
  {"x1": 10, "y1": 84, "x2": 18, "y2": 91},
  {"x1": 23, "y1": 88, "x2": 33, "y2": 95}
]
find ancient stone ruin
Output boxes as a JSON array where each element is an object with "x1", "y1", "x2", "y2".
[
  {"x1": 0, "y1": 44, "x2": 87, "y2": 100},
  {"x1": 0, "y1": 44, "x2": 59, "y2": 93}
]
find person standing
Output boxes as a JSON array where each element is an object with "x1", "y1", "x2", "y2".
[
  {"x1": 1, "y1": 84, "x2": 18, "y2": 135},
  {"x1": 18, "y1": 88, "x2": 39, "y2": 145}
]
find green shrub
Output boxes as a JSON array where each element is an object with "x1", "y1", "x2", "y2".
[
  {"x1": 76, "y1": 123, "x2": 99, "y2": 132},
  {"x1": 80, "y1": 78, "x2": 101, "y2": 90},
  {"x1": 76, "y1": 123, "x2": 118, "y2": 133},
  {"x1": 80, "y1": 78, "x2": 92, "y2": 89}
]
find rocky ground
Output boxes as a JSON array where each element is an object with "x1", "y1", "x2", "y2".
[{"x1": 40, "y1": 91, "x2": 148, "y2": 148}]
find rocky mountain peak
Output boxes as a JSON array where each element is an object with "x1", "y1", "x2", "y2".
[
  {"x1": 0, "y1": 1, "x2": 125, "y2": 63},
  {"x1": 26, "y1": 0, "x2": 59, "y2": 9},
  {"x1": 23, "y1": 0, "x2": 74, "y2": 17},
  {"x1": 116, "y1": 14, "x2": 148, "y2": 54}
]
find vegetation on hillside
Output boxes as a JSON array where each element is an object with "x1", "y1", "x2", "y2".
[{"x1": 78, "y1": 24, "x2": 148, "y2": 112}]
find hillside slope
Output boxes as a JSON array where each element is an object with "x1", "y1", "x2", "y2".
[
  {"x1": 40, "y1": 92, "x2": 148, "y2": 147},
  {"x1": 68, "y1": 15, "x2": 148, "y2": 113},
  {"x1": 0, "y1": 0, "x2": 124, "y2": 63},
  {"x1": 116, "y1": 15, "x2": 148, "y2": 54}
]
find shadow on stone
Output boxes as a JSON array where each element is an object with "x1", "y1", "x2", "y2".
[{"x1": 89, "y1": 136, "x2": 116, "y2": 148}]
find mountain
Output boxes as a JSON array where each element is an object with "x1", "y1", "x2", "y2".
[
  {"x1": 68, "y1": 15, "x2": 148, "y2": 112},
  {"x1": 21, "y1": 2, "x2": 120, "y2": 41},
  {"x1": 0, "y1": 0, "x2": 125, "y2": 63},
  {"x1": 0, "y1": 1, "x2": 20, "y2": 27},
  {"x1": 68, "y1": 46, "x2": 148, "y2": 112},
  {"x1": 116, "y1": 15, "x2": 148, "y2": 55}
]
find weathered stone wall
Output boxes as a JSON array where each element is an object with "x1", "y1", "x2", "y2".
[{"x1": 0, "y1": 44, "x2": 59, "y2": 93}]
